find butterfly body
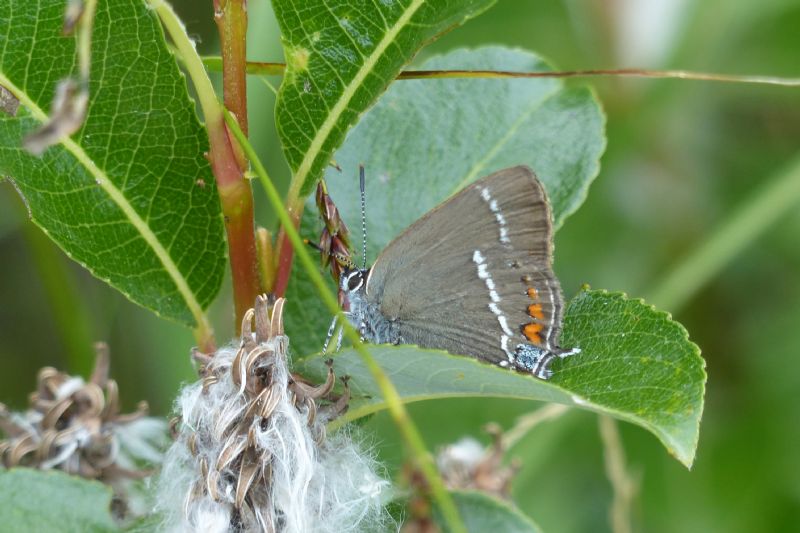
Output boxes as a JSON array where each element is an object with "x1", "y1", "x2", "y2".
[
  {"x1": 335, "y1": 166, "x2": 579, "y2": 379},
  {"x1": 340, "y1": 270, "x2": 401, "y2": 345}
]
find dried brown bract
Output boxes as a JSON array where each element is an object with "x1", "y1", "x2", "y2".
[
  {"x1": 315, "y1": 179, "x2": 354, "y2": 282},
  {"x1": 23, "y1": 78, "x2": 89, "y2": 156},
  {"x1": 0, "y1": 84, "x2": 19, "y2": 117}
]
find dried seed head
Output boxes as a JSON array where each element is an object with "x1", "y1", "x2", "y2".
[
  {"x1": 402, "y1": 425, "x2": 521, "y2": 532},
  {"x1": 159, "y1": 296, "x2": 391, "y2": 532},
  {"x1": 0, "y1": 343, "x2": 167, "y2": 519},
  {"x1": 436, "y1": 424, "x2": 520, "y2": 498}
]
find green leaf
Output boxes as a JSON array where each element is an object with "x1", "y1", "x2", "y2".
[
  {"x1": 297, "y1": 289, "x2": 705, "y2": 467},
  {"x1": 122, "y1": 514, "x2": 161, "y2": 533},
  {"x1": 434, "y1": 491, "x2": 541, "y2": 533},
  {"x1": 0, "y1": 0, "x2": 226, "y2": 326},
  {"x1": 0, "y1": 468, "x2": 118, "y2": 532},
  {"x1": 272, "y1": 0, "x2": 497, "y2": 197},
  {"x1": 554, "y1": 290, "x2": 705, "y2": 467},
  {"x1": 284, "y1": 46, "x2": 605, "y2": 355}
]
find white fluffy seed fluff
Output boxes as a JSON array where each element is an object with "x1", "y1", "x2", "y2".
[{"x1": 157, "y1": 301, "x2": 393, "y2": 533}]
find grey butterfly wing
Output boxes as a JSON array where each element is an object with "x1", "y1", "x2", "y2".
[{"x1": 365, "y1": 166, "x2": 566, "y2": 367}]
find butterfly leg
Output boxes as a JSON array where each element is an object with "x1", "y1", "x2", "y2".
[
  {"x1": 556, "y1": 346, "x2": 581, "y2": 358},
  {"x1": 335, "y1": 320, "x2": 345, "y2": 351},
  {"x1": 322, "y1": 316, "x2": 339, "y2": 354}
]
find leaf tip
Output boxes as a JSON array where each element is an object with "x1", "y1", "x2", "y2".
[{"x1": 564, "y1": 288, "x2": 706, "y2": 468}]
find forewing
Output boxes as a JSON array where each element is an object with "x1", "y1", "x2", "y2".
[{"x1": 366, "y1": 166, "x2": 565, "y2": 365}]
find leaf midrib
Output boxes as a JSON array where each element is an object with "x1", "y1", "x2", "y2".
[
  {"x1": 329, "y1": 379, "x2": 690, "y2": 466},
  {"x1": 340, "y1": 378, "x2": 697, "y2": 467},
  {"x1": 0, "y1": 71, "x2": 209, "y2": 329},
  {"x1": 290, "y1": 0, "x2": 427, "y2": 188}
]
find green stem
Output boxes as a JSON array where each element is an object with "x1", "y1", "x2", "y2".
[
  {"x1": 647, "y1": 155, "x2": 800, "y2": 312},
  {"x1": 201, "y1": 57, "x2": 800, "y2": 87},
  {"x1": 151, "y1": 0, "x2": 260, "y2": 336},
  {"x1": 599, "y1": 416, "x2": 636, "y2": 533},
  {"x1": 153, "y1": 2, "x2": 220, "y2": 131},
  {"x1": 223, "y1": 110, "x2": 466, "y2": 533},
  {"x1": 76, "y1": 0, "x2": 97, "y2": 82}
]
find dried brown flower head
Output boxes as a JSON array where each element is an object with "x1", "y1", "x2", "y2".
[
  {"x1": 401, "y1": 424, "x2": 521, "y2": 533},
  {"x1": 0, "y1": 343, "x2": 166, "y2": 521},
  {"x1": 0, "y1": 343, "x2": 155, "y2": 482},
  {"x1": 436, "y1": 423, "x2": 520, "y2": 498},
  {"x1": 160, "y1": 296, "x2": 390, "y2": 532}
]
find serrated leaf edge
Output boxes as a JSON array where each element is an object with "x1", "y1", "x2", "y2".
[
  {"x1": 0, "y1": 72, "x2": 210, "y2": 329},
  {"x1": 565, "y1": 287, "x2": 707, "y2": 467}
]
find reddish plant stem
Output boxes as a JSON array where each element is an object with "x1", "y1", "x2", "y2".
[
  {"x1": 196, "y1": 327, "x2": 217, "y2": 356},
  {"x1": 212, "y1": 0, "x2": 260, "y2": 331},
  {"x1": 208, "y1": 124, "x2": 261, "y2": 330},
  {"x1": 214, "y1": 0, "x2": 249, "y2": 138},
  {"x1": 273, "y1": 200, "x2": 303, "y2": 296}
]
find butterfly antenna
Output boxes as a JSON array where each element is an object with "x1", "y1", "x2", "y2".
[{"x1": 359, "y1": 165, "x2": 367, "y2": 270}]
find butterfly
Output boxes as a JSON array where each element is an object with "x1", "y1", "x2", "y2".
[{"x1": 325, "y1": 166, "x2": 578, "y2": 379}]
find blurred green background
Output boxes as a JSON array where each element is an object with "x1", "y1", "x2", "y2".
[{"x1": 1, "y1": 1, "x2": 798, "y2": 531}]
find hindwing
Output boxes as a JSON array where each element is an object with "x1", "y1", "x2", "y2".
[{"x1": 365, "y1": 166, "x2": 567, "y2": 367}]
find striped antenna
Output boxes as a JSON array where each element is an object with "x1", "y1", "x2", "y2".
[{"x1": 359, "y1": 165, "x2": 367, "y2": 269}]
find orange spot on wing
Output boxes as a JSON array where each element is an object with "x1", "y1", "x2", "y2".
[
  {"x1": 527, "y1": 303, "x2": 544, "y2": 320},
  {"x1": 527, "y1": 287, "x2": 538, "y2": 299},
  {"x1": 522, "y1": 323, "x2": 543, "y2": 343}
]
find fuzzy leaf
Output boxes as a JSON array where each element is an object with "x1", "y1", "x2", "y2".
[
  {"x1": 436, "y1": 491, "x2": 542, "y2": 533},
  {"x1": 297, "y1": 289, "x2": 706, "y2": 467},
  {"x1": 272, "y1": 0, "x2": 497, "y2": 197},
  {"x1": 285, "y1": 46, "x2": 605, "y2": 355},
  {"x1": 0, "y1": 469, "x2": 117, "y2": 532},
  {"x1": 0, "y1": 0, "x2": 226, "y2": 326}
]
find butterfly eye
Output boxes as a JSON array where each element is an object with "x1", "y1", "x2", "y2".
[{"x1": 347, "y1": 272, "x2": 363, "y2": 291}]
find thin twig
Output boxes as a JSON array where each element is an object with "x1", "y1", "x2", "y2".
[
  {"x1": 214, "y1": 0, "x2": 249, "y2": 136},
  {"x1": 75, "y1": 0, "x2": 97, "y2": 82},
  {"x1": 201, "y1": 57, "x2": 800, "y2": 87},
  {"x1": 599, "y1": 415, "x2": 637, "y2": 533},
  {"x1": 502, "y1": 403, "x2": 569, "y2": 450}
]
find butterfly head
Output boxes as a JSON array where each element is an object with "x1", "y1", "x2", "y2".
[{"x1": 338, "y1": 266, "x2": 369, "y2": 311}]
